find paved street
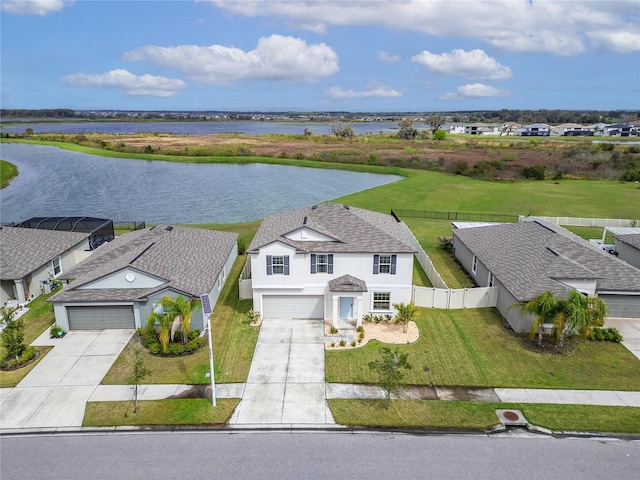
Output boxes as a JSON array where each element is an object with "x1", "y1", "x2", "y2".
[{"x1": 1, "y1": 431, "x2": 639, "y2": 480}]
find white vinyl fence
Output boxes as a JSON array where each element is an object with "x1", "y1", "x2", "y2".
[
  {"x1": 398, "y1": 222, "x2": 448, "y2": 289},
  {"x1": 413, "y1": 286, "x2": 498, "y2": 309},
  {"x1": 239, "y1": 259, "x2": 252, "y2": 300},
  {"x1": 519, "y1": 216, "x2": 638, "y2": 228}
]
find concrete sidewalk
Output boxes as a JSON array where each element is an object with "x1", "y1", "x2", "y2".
[{"x1": 84, "y1": 383, "x2": 640, "y2": 408}]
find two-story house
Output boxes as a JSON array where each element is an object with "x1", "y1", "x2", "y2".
[{"x1": 246, "y1": 203, "x2": 416, "y2": 327}]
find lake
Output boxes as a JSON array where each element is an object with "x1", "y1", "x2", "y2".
[
  {"x1": 0, "y1": 120, "x2": 402, "y2": 136},
  {"x1": 0, "y1": 144, "x2": 401, "y2": 224}
]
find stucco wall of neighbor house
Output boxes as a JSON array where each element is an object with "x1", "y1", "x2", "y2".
[
  {"x1": 452, "y1": 236, "x2": 476, "y2": 281},
  {"x1": 59, "y1": 239, "x2": 91, "y2": 274},
  {"x1": 78, "y1": 268, "x2": 165, "y2": 290},
  {"x1": 1, "y1": 281, "x2": 14, "y2": 305},
  {"x1": 615, "y1": 241, "x2": 640, "y2": 270},
  {"x1": 494, "y1": 279, "x2": 534, "y2": 333},
  {"x1": 554, "y1": 278, "x2": 597, "y2": 295}
]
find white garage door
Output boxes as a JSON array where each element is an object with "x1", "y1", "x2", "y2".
[
  {"x1": 67, "y1": 305, "x2": 135, "y2": 330},
  {"x1": 262, "y1": 295, "x2": 324, "y2": 320},
  {"x1": 600, "y1": 295, "x2": 640, "y2": 318}
]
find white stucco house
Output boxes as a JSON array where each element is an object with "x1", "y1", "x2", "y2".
[
  {"x1": 245, "y1": 203, "x2": 416, "y2": 327},
  {"x1": 49, "y1": 225, "x2": 237, "y2": 331},
  {"x1": 0, "y1": 226, "x2": 91, "y2": 306}
]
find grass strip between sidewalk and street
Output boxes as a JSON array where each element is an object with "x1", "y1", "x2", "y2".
[
  {"x1": 328, "y1": 399, "x2": 640, "y2": 434},
  {"x1": 83, "y1": 398, "x2": 240, "y2": 427}
]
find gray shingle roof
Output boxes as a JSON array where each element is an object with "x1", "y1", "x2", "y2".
[
  {"x1": 248, "y1": 203, "x2": 415, "y2": 254},
  {"x1": 616, "y1": 233, "x2": 640, "y2": 250},
  {"x1": 50, "y1": 225, "x2": 237, "y2": 303},
  {"x1": 454, "y1": 220, "x2": 640, "y2": 301},
  {"x1": 329, "y1": 274, "x2": 368, "y2": 292},
  {"x1": 0, "y1": 226, "x2": 89, "y2": 279}
]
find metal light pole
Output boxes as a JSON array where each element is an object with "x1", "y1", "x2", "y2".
[{"x1": 200, "y1": 294, "x2": 216, "y2": 407}]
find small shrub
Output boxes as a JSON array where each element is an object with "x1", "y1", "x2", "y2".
[
  {"x1": 432, "y1": 129, "x2": 447, "y2": 140},
  {"x1": 49, "y1": 324, "x2": 64, "y2": 338},
  {"x1": 339, "y1": 340, "x2": 346, "y2": 347},
  {"x1": 351, "y1": 341, "x2": 357, "y2": 347},
  {"x1": 330, "y1": 326, "x2": 338, "y2": 334},
  {"x1": 589, "y1": 326, "x2": 623, "y2": 343},
  {"x1": 356, "y1": 326, "x2": 364, "y2": 333},
  {"x1": 521, "y1": 165, "x2": 547, "y2": 180},
  {"x1": 600, "y1": 143, "x2": 615, "y2": 151},
  {"x1": 331, "y1": 342, "x2": 336, "y2": 348},
  {"x1": 500, "y1": 153, "x2": 517, "y2": 162},
  {"x1": 362, "y1": 314, "x2": 373, "y2": 323},
  {"x1": 185, "y1": 337, "x2": 206, "y2": 352}
]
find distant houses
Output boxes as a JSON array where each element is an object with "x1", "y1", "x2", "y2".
[{"x1": 445, "y1": 121, "x2": 637, "y2": 137}]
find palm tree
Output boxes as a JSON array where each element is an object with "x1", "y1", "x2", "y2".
[
  {"x1": 516, "y1": 290, "x2": 563, "y2": 346},
  {"x1": 554, "y1": 289, "x2": 607, "y2": 347},
  {"x1": 159, "y1": 295, "x2": 199, "y2": 345},
  {"x1": 392, "y1": 302, "x2": 417, "y2": 333},
  {"x1": 145, "y1": 309, "x2": 171, "y2": 354}
]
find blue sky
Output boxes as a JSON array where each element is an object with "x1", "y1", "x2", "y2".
[{"x1": 1, "y1": 0, "x2": 639, "y2": 112}]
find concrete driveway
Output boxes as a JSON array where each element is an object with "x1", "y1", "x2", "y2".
[
  {"x1": 605, "y1": 317, "x2": 640, "y2": 361},
  {"x1": 0, "y1": 329, "x2": 133, "y2": 430},
  {"x1": 230, "y1": 318, "x2": 334, "y2": 425}
]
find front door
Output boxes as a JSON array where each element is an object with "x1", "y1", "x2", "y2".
[{"x1": 339, "y1": 297, "x2": 353, "y2": 318}]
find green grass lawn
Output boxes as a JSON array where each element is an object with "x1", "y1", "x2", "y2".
[
  {"x1": 325, "y1": 308, "x2": 640, "y2": 390},
  {"x1": 0, "y1": 159, "x2": 19, "y2": 188},
  {"x1": 102, "y1": 255, "x2": 259, "y2": 384},
  {"x1": 0, "y1": 293, "x2": 56, "y2": 387},
  {"x1": 336, "y1": 169, "x2": 640, "y2": 219},
  {"x1": 83, "y1": 398, "x2": 240, "y2": 427},
  {"x1": 328, "y1": 399, "x2": 640, "y2": 434}
]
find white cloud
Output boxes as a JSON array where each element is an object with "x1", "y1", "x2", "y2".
[
  {"x1": 587, "y1": 29, "x2": 640, "y2": 53},
  {"x1": 439, "y1": 83, "x2": 510, "y2": 100},
  {"x1": 412, "y1": 49, "x2": 512, "y2": 81},
  {"x1": 378, "y1": 51, "x2": 400, "y2": 63},
  {"x1": 326, "y1": 82, "x2": 402, "y2": 100},
  {"x1": 123, "y1": 34, "x2": 339, "y2": 85},
  {"x1": 61, "y1": 69, "x2": 186, "y2": 97},
  {"x1": 1, "y1": 0, "x2": 73, "y2": 16},
  {"x1": 203, "y1": 0, "x2": 639, "y2": 56}
]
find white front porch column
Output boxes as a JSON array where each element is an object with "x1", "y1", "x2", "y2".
[
  {"x1": 332, "y1": 295, "x2": 339, "y2": 328},
  {"x1": 13, "y1": 279, "x2": 26, "y2": 303},
  {"x1": 356, "y1": 297, "x2": 364, "y2": 327}
]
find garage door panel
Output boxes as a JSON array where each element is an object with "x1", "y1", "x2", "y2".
[
  {"x1": 67, "y1": 306, "x2": 135, "y2": 329},
  {"x1": 601, "y1": 295, "x2": 640, "y2": 318},
  {"x1": 263, "y1": 295, "x2": 324, "y2": 320}
]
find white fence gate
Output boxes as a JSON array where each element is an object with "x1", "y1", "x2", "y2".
[{"x1": 413, "y1": 286, "x2": 498, "y2": 309}]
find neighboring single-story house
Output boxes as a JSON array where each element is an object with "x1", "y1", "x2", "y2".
[
  {"x1": 0, "y1": 226, "x2": 91, "y2": 306},
  {"x1": 464, "y1": 123, "x2": 501, "y2": 135},
  {"x1": 501, "y1": 122, "x2": 521, "y2": 135},
  {"x1": 49, "y1": 225, "x2": 238, "y2": 331},
  {"x1": 610, "y1": 228, "x2": 640, "y2": 270},
  {"x1": 246, "y1": 203, "x2": 416, "y2": 326},
  {"x1": 515, "y1": 123, "x2": 551, "y2": 136},
  {"x1": 452, "y1": 219, "x2": 640, "y2": 332},
  {"x1": 604, "y1": 123, "x2": 635, "y2": 137},
  {"x1": 551, "y1": 123, "x2": 592, "y2": 136}
]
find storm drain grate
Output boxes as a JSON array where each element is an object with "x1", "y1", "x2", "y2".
[{"x1": 495, "y1": 409, "x2": 528, "y2": 426}]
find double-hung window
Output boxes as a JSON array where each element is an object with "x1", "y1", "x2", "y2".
[
  {"x1": 488, "y1": 272, "x2": 495, "y2": 287},
  {"x1": 267, "y1": 255, "x2": 289, "y2": 275},
  {"x1": 373, "y1": 254, "x2": 396, "y2": 274},
  {"x1": 51, "y1": 256, "x2": 62, "y2": 276},
  {"x1": 472, "y1": 255, "x2": 478, "y2": 275},
  {"x1": 373, "y1": 292, "x2": 391, "y2": 310},
  {"x1": 311, "y1": 254, "x2": 333, "y2": 274}
]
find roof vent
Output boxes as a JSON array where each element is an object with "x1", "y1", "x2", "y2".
[
  {"x1": 311, "y1": 205, "x2": 317, "y2": 210},
  {"x1": 303, "y1": 216, "x2": 308, "y2": 225},
  {"x1": 165, "y1": 226, "x2": 173, "y2": 231},
  {"x1": 343, "y1": 205, "x2": 350, "y2": 210}
]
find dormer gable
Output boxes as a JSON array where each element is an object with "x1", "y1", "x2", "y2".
[{"x1": 284, "y1": 227, "x2": 337, "y2": 242}]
